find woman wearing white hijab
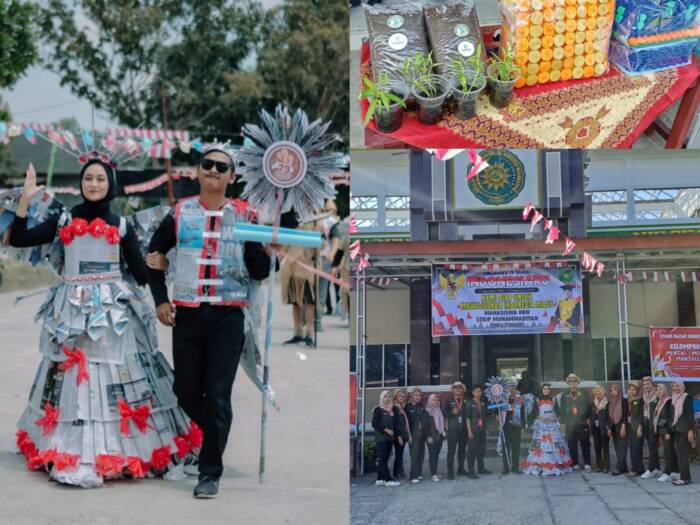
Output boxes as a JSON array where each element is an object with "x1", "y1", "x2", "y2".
[
  {"x1": 654, "y1": 383, "x2": 679, "y2": 483},
  {"x1": 372, "y1": 390, "x2": 400, "y2": 487},
  {"x1": 426, "y1": 394, "x2": 447, "y2": 482},
  {"x1": 670, "y1": 381, "x2": 694, "y2": 486}
]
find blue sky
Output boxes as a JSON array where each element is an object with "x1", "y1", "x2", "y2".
[{"x1": 1, "y1": 0, "x2": 282, "y2": 130}]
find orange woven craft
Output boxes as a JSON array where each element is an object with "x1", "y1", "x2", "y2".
[{"x1": 500, "y1": 0, "x2": 616, "y2": 88}]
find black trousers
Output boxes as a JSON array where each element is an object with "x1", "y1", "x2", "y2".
[
  {"x1": 376, "y1": 440, "x2": 393, "y2": 482},
  {"x1": 172, "y1": 305, "x2": 245, "y2": 479},
  {"x1": 566, "y1": 425, "x2": 591, "y2": 467},
  {"x1": 643, "y1": 419, "x2": 660, "y2": 472},
  {"x1": 502, "y1": 423, "x2": 522, "y2": 472},
  {"x1": 393, "y1": 439, "x2": 407, "y2": 478},
  {"x1": 446, "y1": 431, "x2": 467, "y2": 475},
  {"x1": 661, "y1": 433, "x2": 678, "y2": 475},
  {"x1": 467, "y1": 431, "x2": 486, "y2": 473},
  {"x1": 628, "y1": 429, "x2": 644, "y2": 473},
  {"x1": 427, "y1": 436, "x2": 443, "y2": 476},
  {"x1": 409, "y1": 435, "x2": 426, "y2": 480},
  {"x1": 592, "y1": 429, "x2": 610, "y2": 471},
  {"x1": 674, "y1": 431, "x2": 692, "y2": 482},
  {"x1": 611, "y1": 425, "x2": 629, "y2": 473}
]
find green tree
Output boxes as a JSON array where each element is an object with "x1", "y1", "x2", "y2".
[
  {"x1": 256, "y1": 0, "x2": 348, "y2": 143},
  {"x1": 36, "y1": 0, "x2": 263, "y2": 132},
  {"x1": 0, "y1": 0, "x2": 37, "y2": 88}
]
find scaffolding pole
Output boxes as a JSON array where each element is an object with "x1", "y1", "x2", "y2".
[
  {"x1": 621, "y1": 258, "x2": 632, "y2": 384},
  {"x1": 616, "y1": 258, "x2": 627, "y2": 391},
  {"x1": 355, "y1": 269, "x2": 367, "y2": 475}
]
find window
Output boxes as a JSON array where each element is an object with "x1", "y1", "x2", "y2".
[
  {"x1": 634, "y1": 188, "x2": 700, "y2": 221},
  {"x1": 365, "y1": 345, "x2": 382, "y2": 388},
  {"x1": 385, "y1": 195, "x2": 410, "y2": 228},
  {"x1": 351, "y1": 196, "x2": 378, "y2": 228},
  {"x1": 384, "y1": 344, "x2": 407, "y2": 387},
  {"x1": 587, "y1": 190, "x2": 627, "y2": 223},
  {"x1": 350, "y1": 345, "x2": 356, "y2": 373}
]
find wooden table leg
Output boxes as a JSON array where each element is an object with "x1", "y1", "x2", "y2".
[{"x1": 666, "y1": 68, "x2": 700, "y2": 148}]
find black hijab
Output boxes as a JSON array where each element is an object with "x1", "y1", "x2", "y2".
[{"x1": 70, "y1": 159, "x2": 119, "y2": 225}]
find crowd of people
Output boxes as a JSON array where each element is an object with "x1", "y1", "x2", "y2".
[{"x1": 371, "y1": 373, "x2": 697, "y2": 488}]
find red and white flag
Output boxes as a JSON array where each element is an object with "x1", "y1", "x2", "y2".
[
  {"x1": 545, "y1": 226, "x2": 560, "y2": 244},
  {"x1": 530, "y1": 210, "x2": 544, "y2": 231},
  {"x1": 562, "y1": 236, "x2": 576, "y2": 256},
  {"x1": 522, "y1": 202, "x2": 535, "y2": 221},
  {"x1": 467, "y1": 149, "x2": 489, "y2": 181}
]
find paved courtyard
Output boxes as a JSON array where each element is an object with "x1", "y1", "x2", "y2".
[
  {"x1": 351, "y1": 453, "x2": 700, "y2": 525},
  {"x1": 0, "y1": 280, "x2": 349, "y2": 525}
]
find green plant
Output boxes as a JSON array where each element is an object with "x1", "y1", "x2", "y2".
[
  {"x1": 360, "y1": 73, "x2": 406, "y2": 126},
  {"x1": 449, "y1": 43, "x2": 486, "y2": 94},
  {"x1": 489, "y1": 46, "x2": 519, "y2": 82},
  {"x1": 401, "y1": 51, "x2": 442, "y2": 98}
]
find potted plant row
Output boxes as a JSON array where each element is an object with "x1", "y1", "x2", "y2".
[{"x1": 360, "y1": 45, "x2": 521, "y2": 131}]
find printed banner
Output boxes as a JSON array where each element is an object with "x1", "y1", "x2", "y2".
[
  {"x1": 650, "y1": 327, "x2": 700, "y2": 382},
  {"x1": 431, "y1": 262, "x2": 584, "y2": 336}
]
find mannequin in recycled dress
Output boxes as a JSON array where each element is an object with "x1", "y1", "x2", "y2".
[
  {"x1": 5, "y1": 161, "x2": 200, "y2": 488},
  {"x1": 522, "y1": 383, "x2": 573, "y2": 476}
]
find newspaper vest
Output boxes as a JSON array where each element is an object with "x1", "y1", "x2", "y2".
[
  {"x1": 172, "y1": 197, "x2": 250, "y2": 307},
  {"x1": 62, "y1": 213, "x2": 125, "y2": 283}
]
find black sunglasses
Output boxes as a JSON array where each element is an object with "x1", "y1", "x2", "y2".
[{"x1": 200, "y1": 158, "x2": 232, "y2": 174}]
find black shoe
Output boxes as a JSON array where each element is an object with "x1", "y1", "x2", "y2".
[
  {"x1": 511, "y1": 468, "x2": 522, "y2": 474},
  {"x1": 304, "y1": 336, "x2": 314, "y2": 347},
  {"x1": 457, "y1": 470, "x2": 468, "y2": 476},
  {"x1": 478, "y1": 469, "x2": 492, "y2": 475},
  {"x1": 502, "y1": 469, "x2": 510, "y2": 475},
  {"x1": 467, "y1": 472, "x2": 479, "y2": 480},
  {"x1": 447, "y1": 473, "x2": 455, "y2": 480},
  {"x1": 194, "y1": 476, "x2": 220, "y2": 499},
  {"x1": 283, "y1": 335, "x2": 304, "y2": 345}
]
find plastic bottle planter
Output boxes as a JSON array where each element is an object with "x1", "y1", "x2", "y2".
[
  {"x1": 487, "y1": 65, "x2": 519, "y2": 109},
  {"x1": 451, "y1": 75, "x2": 486, "y2": 120},
  {"x1": 373, "y1": 81, "x2": 409, "y2": 133},
  {"x1": 411, "y1": 75, "x2": 450, "y2": 125}
]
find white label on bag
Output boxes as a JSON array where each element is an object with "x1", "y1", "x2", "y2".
[
  {"x1": 458, "y1": 41, "x2": 476, "y2": 57},
  {"x1": 388, "y1": 33, "x2": 408, "y2": 51},
  {"x1": 387, "y1": 15, "x2": 404, "y2": 29},
  {"x1": 454, "y1": 24, "x2": 470, "y2": 37}
]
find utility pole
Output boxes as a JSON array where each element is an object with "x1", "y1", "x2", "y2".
[{"x1": 161, "y1": 84, "x2": 174, "y2": 207}]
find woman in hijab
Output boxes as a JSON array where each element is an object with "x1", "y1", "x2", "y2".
[
  {"x1": 426, "y1": 393, "x2": 447, "y2": 482},
  {"x1": 654, "y1": 383, "x2": 678, "y2": 483},
  {"x1": 607, "y1": 383, "x2": 629, "y2": 476},
  {"x1": 9, "y1": 161, "x2": 197, "y2": 488},
  {"x1": 670, "y1": 381, "x2": 695, "y2": 486},
  {"x1": 591, "y1": 385, "x2": 610, "y2": 473},
  {"x1": 392, "y1": 389, "x2": 411, "y2": 481},
  {"x1": 626, "y1": 381, "x2": 644, "y2": 477},
  {"x1": 372, "y1": 390, "x2": 400, "y2": 486},
  {"x1": 640, "y1": 376, "x2": 660, "y2": 479}
]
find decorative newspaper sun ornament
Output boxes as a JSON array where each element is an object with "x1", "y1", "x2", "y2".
[
  {"x1": 484, "y1": 376, "x2": 514, "y2": 407},
  {"x1": 237, "y1": 104, "x2": 341, "y2": 223}
]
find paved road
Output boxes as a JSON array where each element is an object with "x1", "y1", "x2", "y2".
[
  {"x1": 351, "y1": 453, "x2": 700, "y2": 525},
  {"x1": 0, "y1": 284, "x2": 349, "y2": 525}
]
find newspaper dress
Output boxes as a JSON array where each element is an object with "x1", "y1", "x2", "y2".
[
  {"x1": 521, "y1": 398, "x2": 573, "y2": 476},
  {"x1": 14, "y1": 211, "x2": 201, "y2": 487}
]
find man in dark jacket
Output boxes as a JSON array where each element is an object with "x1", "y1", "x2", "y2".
[
  {"x1": 502, "y1": 386, "x2": 526, "y2": 475},
  {"x1": 444, "y1": 382, "x2": 469, "y2": 479},
  {"x1": 466, "y1": 384, "x2": 490, "y2": 478},
  {"x1": 558, "y1": 373, "x2": 592, "y2": 472}
]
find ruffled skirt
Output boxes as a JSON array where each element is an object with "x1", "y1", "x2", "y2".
[
  {"x1": 522, "y1": 417, "x2": 573, "y2": 476},
  {"x1": 15, "y1": 279, "x2": 199, "y2": 488}
]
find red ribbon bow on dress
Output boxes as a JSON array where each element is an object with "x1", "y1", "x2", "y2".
[
  {"x1": 95, "y1": 454, "x2": 125, "y2": 477},
  {"x1": 58, "y1": 346, "x2": 90, "y2": 385},
  {"x1": 35, "y1": 402, "x2": 60, "y2": 435},
  {"x1": 117, "y1": 398, "x2": 154, "y2": 436},
  {"x1": 174, "y1": 422, "x2": 204, "y2": 458},
  {"x1": 126, "y1": 456, "x2": 150, "y2": 478},
  {"x1": 150, "y1": 445, "x2": 172, "y2": 470},
  {"x1": 541, "y1": 433, "x2": 553, "y2": 443},
  {"x1": 53, "y1": 452, "x2": 80, "y2": 471}
]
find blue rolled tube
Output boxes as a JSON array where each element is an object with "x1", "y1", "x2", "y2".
[{"x1": 233, "y1": 223, "x2": 322, "y2": 248}]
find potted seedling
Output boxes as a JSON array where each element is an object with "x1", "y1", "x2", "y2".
[
  {"x1": 403, "y1": 51, "x2": 449, "y2": 125},
  {"x1": 448, "y1": 43, "x2": 487, "y2": 120},
  {"x1": 360, "y1": 73, "x2": 408, "y2": 133},
  {"x1": 487, "y1": 46, "x2": 520, "y2": 109}
]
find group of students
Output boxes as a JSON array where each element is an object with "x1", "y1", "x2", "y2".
[{"x1": 371, "y1": 373, "x2": 697, "y2": 487}]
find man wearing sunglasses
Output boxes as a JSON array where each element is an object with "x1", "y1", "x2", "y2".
[{"x1": 146, "y1": 146, "x2": 276, "y2": 499}]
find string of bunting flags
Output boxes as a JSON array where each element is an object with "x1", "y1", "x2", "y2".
[{"x1": 522, "y1": 202, "x2": 606, "y2": 277}]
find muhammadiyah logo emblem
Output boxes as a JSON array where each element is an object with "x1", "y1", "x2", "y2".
[{"x1": 467, "y1": 149, "x2": 525, "y2": 205}]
